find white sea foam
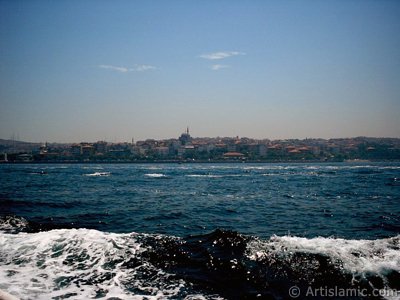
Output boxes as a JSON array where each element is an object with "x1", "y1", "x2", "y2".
[
  {"x1": 261, "y1": 173, "x2": 281, "y2": 176},
  {"x1": 247, "y1": 235, "x2": 400, "y2": 293},
  {"x1": 84, "y1": 172, "x2": 111, "y2": 177},
  {"x1": 145, "y1": 166, "x2": 162, "y2": 170},
  {"x1": 1, "y1": 228, "x2": 399, "y2": 299},
  {"x1": 186, "y1": 174, "x2": 248, "y2": 178},
  {"x1": 243, "y1": 164, "x2": 400, "y2": 172},
  {"x1": 186, "y1": 174, "x2": 223, "y2": 178},
  {"x1": 0, "y1": 217, "x2": 29, "y2": 233},
  {"x1": 144, "y1": 173, "x2": 166, "y2": 178},
  {"x1": 0, "y1": 229, "x2": 193, "y2": 300}
]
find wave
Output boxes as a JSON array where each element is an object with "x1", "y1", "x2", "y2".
[
  {"x1": 0, "y1": 216, "x2": 77, "y2": 234},
  {"x1": 84, "y1": 172, "x2": 111, "y2": 177},
  {"x1": 247, "y1": 235, "x2": 400, "y2": 294},
  {"x1": 1, "y1": 216, "x2": 399, "y2": 299},
  {"x1": 186, "y1": 174, "x2": 223, "y2": 178},
  {"x1": 143, "y1": 166, "x2": 163, "y2": 170},
  {"x1": 0, "y1": 228, "x2": 190, "y2": 300},
  {"x1": 0, "y1": 215, "x2": 29, "y2": 233},
  {"x1": 186, "y1": 174, "x2": 248, "y2": 178},
  {"x1": 144, "y1": 173, "x2": 167, "y2": 178}
]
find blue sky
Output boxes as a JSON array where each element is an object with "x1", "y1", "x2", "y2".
[{"x1": 1, "y1": 0, "x2": 399, "y2": 142}]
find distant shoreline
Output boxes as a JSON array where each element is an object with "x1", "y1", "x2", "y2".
[{"x1": 2, "y1": 159, "x2": 399, "y2": 164}]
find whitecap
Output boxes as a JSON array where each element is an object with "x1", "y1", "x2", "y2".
[
  {"x1": 0, "y1": 229, "x2": 192, "y2": 300},
  {"x1": 0, "y1": 216, "x2": 29, "y2": 233},
  {"x1": 144, "y1": 173, "x2": 166, "y2": 178},
  {"x1": 186, "y1": 174, "x2": 222, "y2": 178},
  {"x1": 247, "y1": 234, "x2": 400, "y2": 296},
  {"x1": 84, "y1": 172, "x2": 111, "y2": 177}
]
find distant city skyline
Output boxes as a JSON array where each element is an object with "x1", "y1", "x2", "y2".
[{"x1": 1, "y1": 1, "x2": 399, "y2": 143}]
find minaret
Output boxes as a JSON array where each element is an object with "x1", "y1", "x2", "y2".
[{"x1": 186, "y1": 126, "x2": 189, "y2": 135}]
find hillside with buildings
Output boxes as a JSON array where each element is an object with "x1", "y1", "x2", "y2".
[{"x1": 1, "y1": 131, "x2": 400, "y2": 163}]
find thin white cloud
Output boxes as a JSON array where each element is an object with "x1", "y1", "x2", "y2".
[
  {"x1": 99, "y1": 64, "x2": 130, "y2": 73},
  {"x1": 98, "y1": 64, "x2": 156, "y2": 73},
  {"x1": 211, "y1": 64, "x2": 229, "y2": 71},
  {"x1": 199, "y1": 51, "x2": 245, "y2": 60},
  {"x1": 134, "y1": 65, "x2": 156, "y2": 72}
]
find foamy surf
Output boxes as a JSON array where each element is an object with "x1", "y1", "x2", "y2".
[
  {"x1": 1, "y1": 224, "x2": 399, "y2": 299},
  {"x1": 144, "y1": 173, "x2": 167, "y2": 178},
  {"x1": 84, "y1": 172, "x2": 111, "y2": 177},
  {"x1": 0, "y1": 229, "x2": 199, "y2": 300},
  {"x1": 246, "y1": 235, "x2": 400, "y2": 299},
  {"x1": 0, "y1": 288, "x2": 19, "y2": 300},
  {"x1": 186, "y1": 174, "x2": 223, "y2": 178},
  {"x1": 247, "y1": 234, "x2": 400, "y2": 281}
]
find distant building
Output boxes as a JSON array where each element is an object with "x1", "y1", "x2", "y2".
[
  {"x1": 94, "y1": 141, "x2": 107, "y2": 154},
  {"x1": 81, "y1": 144, "x2": 95, "y2": 156},
  {"x1": 70, "y1": 144, "x2": 82, "y2": 156},
  {"x1": 179, "y1": 127, "x2": 192, "y2": 145},
  {"x1": 168, "y1": 140, "x2": 181, "y2": 155},
  {"x1": 39, "y1": 142, "x2": 49, "y2": 154},
  {"x1": 227, "y1": 144, "x2": 237, "y2": 152},
  {"x1": 155, "y1": 146, "x2": 169, "y2": 157},
  {"x1": 258, "y1": 144, "x2": 267, "y2": 156},
  {"x1": 223, "y1": 152, "x2": 245, "y2": 159}
]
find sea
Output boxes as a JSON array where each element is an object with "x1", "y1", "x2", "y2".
[{"x1": 0, "y1": 162, "x2": 399, "y2": 300}]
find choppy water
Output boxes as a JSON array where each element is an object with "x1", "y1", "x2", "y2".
[{"x1": 0, "y1": 162, "x2": 399, "y2": 299}]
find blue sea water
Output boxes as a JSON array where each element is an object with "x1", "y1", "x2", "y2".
[{"x1": 0, "y1": 162, "x2": 399, "y2": 299}]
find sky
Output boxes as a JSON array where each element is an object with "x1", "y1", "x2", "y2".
[{"x1": 0, "y1": 0, "x2": 399, "y2": 143}]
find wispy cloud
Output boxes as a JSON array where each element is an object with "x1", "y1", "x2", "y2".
[
  {"x1": 98, "y1": 64, "x2": 156, "y2": 73},
  {"x1": 134, "y1": 65, "x2": 156, "y2": 72},
  {"x1": 99, "y1": 64, "x2": 130, "y2": 73},
  {"x1": 211, "y1": 64, "x2": 229, "y2": 71},
  {"x1": 199, "y1": 51, "x2": 245, "y2": 60}
]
